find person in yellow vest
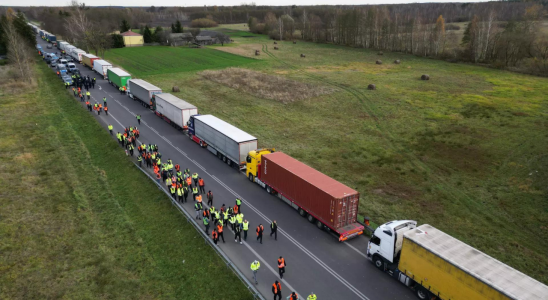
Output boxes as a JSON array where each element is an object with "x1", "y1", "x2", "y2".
[
  {"x1": 243, "y1": 219, "x2": 249, "y2": 241},
  {"x1": 192, "y1": 172, "x2": 199, "y2": 186},
  {"x1": 192, "y1": 186, "x2": 199, "y2": 201}
]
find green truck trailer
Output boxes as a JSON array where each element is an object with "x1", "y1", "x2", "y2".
[{"x1": 107, "y1": 68, "x2": 131, "y2": 89}]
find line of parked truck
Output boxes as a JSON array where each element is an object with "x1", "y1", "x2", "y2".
[{"x1": 33, "y1": 23, "x2": 548, "y2": 300}]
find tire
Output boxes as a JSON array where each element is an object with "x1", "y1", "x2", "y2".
[
  {"x1": 316, "y1": 220, "x2": 324, "y2": 230},
  {"x1": 373, "y1": 255, "x2": 384, "y2": 270},
  {"x1": 222, "y1": 155, "x2": 227, "y2": 163},
  {"x1": 266, "y1": 185, "x2": 272, "y2": 194},
  {"x1": 416, "y1": 287, "x2": 430, "y2": 300},
  {"x1": 307, "y1": 214, "x2": 315, "y2": 223},
  {"x1": 227, "y1": 159, "x2": 232, "y2": 167},
  {"x1": 298, "y1": 208, "x2": 306, "y2": 217},
  {"x1": 248, "y1": 174, "x2": 254, "y2": 182},
  {"x1": 199, "y1": 141, "x2": 203, "y2": 147},
  {"x1": 217, "y1": 152, "x2": 222, "y2": 159},
  {"x1": 189, "y1": 134, "x2": 193, "y2": 140}
]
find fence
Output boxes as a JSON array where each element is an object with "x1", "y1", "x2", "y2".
[{"x1": 132, "y1": 162, "x2": 265, "y2": 300}]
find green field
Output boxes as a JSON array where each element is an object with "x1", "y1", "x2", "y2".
[
  {"x1": 105, "y1": 26, "x2": 548, "y2": 284},
  {"x1": 0, "y1": 61, "x2": 253, "y2": 299},
  {"x1": 104, "y1": 46, "x2": 256, "y2": 77}
]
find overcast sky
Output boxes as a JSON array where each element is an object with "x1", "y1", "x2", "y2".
[{"x1": 6, "y1": 0, "x2": 489, "y2": 8}]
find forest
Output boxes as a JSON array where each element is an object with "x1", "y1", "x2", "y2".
[{"x1": 4, "y1": 0, "x2": 548, "y2": 75}]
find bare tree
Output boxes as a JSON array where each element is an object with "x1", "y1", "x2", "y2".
[
  {"x1": 4, "y1": 19, "x2": 33, "y2": 81},
  {"x1": 64, "y1": 0, "x2": 91, "y2": 50}
]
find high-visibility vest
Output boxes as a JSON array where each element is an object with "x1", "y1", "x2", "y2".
[
  {"x1": 215, "y1": 211, "x2": 220, "y2": 220},
  {"x1": 203, "y1": 217, "x2": 209, "y2": 226},
  {"x1": 186, "y1": 177, "x2": 192, "y2": 186},
  {"x1": 273, "y1": 282, "x2": 281, "y2": 294},
  {"x1": 192, "y1": 173, "x2": 198, "y2": 179},
  {"x1": 217, "y1": 224, "x2": 223, "y2": 233},
  {"x1": 237, "y1": 214, "x2": 243, "y2": 224},
  {"x1": 290, "y1": 294, "x2": 297, "y2": 300},
  {"x1": 192, "y1": 187, "x2": 198, "y2": 194},
  {"x1": 166, "y1": 178, "x2": 172, "y2": 186},
  {"x1": 170, "y1": 187, "x2": 175, "y2": 194},
  {"x1": 243, "y1": 221, "x2": 249, "y2": 231},
  {"x1": 229, "y1": 216, "x2": 236, "y2": 224},
  {"x1": 236, "y1": 198, "x2": 242, "y2": 206},
  {"x1": 212, "y1": 231, "x2": 218, "y2": 239},
  {"x1": 108, "y1": 125, "x2": 113, "y2": 130},
  {"x1": 196, "y1": 195, "x2": 202, "y2": 203},
  {"x1": 256, "y1": 225, "x2": 263, "y2": 235},
  {"x1": 209, "y1": 207, "x2": 215, "y2": 214},
  {"x1": 137, "y1": 156, "x2": 142, "y2": 162},
  {"x1": 278, "y1": 258, "x2": 285, "y2": 268},
  {"x1": 195, "y1": 203, "x2": 201, "y2": 211},
  {"x1": 250, "y1": 261, "x2": 260, "y2": 271},
  {"x1": 198, "y1": 179, "x2": 204, "y2": 186},
  {"x1": 177, "y1": 188, "x2": 183, "y2": 196},
  {"x1": 223, "y1": 211, "x2": 229, "y2": 220},
  {"x1": 86, "y1": 92, "x2": 90, "y2": 96},
  {"x1": 307, "y1": 294, "x2": 317, "y2": 300},
  {"x1": 203, "y1": 210, "x2": 209, "y2": 217}
]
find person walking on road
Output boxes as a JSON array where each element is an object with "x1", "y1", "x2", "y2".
[
  {"x1": 138, "y1": 154, "x2": 143, "y2": 167},
  {"x1": 183, "y1": 186, "x2": 189, "y2": 203},
  {"x1": 108, "y1": 124, "x2": 113, "y2": 135},
  {"x1": 256, "y1": 224, "x2": 264, "y2": 244},
  {"x1": 103, "y1": 97, "x2": 107, "y2": 107},
  {"x1": 243, "y1": 219, "x2": 249, "y2": 241},
  {"x1": 92, "y1": 77, "x2": 96, "y2": 88},
  {"x1": 206, "y1": 190, "x2": 213, "y2": 206},
  {"x1": 307, "y1": 293, "x2": 317, "y2": 300},
  {"x1": 86, "y1": 91, "x2": 90, "y2": 100},
  {"x1": 195, "y1": 202, "x2": 202, "y2": 220},
  {"x1": 203, "y1": 215, "x2": 210, "y2": 235},
  {"x1": 277, "y1": 256, "x2": 286, "y2": 279},
  {"x1": 192, "y1": 186, "x2": 199, "y2": 201},
  {"x1": 136, "y1": 114, "x2": 141, "y2": 125},
  {"x1": 212, "y1": 228, "x2": 218, "y2": 245},
  {"x1": 250, "y1": 260, "x2": 260, "y2": 284},
  {"x1": 104, "y1": 106, "x2": 108, "y2": 115},
  {"x1": 272, "y1": 281, "x2": 282, "y2": 300},
  {"x1": 217, "y1": 222, "x2": 225, "y2": 243},
  {"x1": 198, "y1": 177, "x2": 205, "y2": 194},
  {"x1": 192, "y1": 172, "x2": 199, "y2": 186},
  {"x1": 289, "y1": 292, "x2": 299, "y2": 300},
  {"x1": 234, "y1": 222, "x2": 242, "y2": 244},
  {"x1": 170, "y1": 185, "x2": 176, "y2": 199},
  {"x1": 270, "y1": 220, "x2": 278, "y2": 240},
  {"x1": 236, "y1": 198, "x2": 242, "y2": 213}
]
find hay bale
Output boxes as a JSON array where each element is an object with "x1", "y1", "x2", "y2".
[
  {"x1": 293, "y1": 41, "x2": 297, "y2": 44},
  {"x1": 274, "y1": 46, "x2": 279, "y2": 50},
  {"x1": 376, "y1": 60, "x2": 382, "y2": 65},
  {"x1": 172, "y1": 86, "x2": 180, "y2": 92},
  {"x1": 394, "y1": 59, "x2": 401, "y2": 64},
  {"x1": 367, "y1": 84, "x2": 376, "y2": 90},
  {"x1": 378, "y1": 51, "x2": 383, "y2": 55},
  {"x1": 274, "y1": 41, "x2": 278, "y2": 44},
  {"x1": 300, "y1": 54, "x2": 306, "y2": 58},
  {"x1": 421, "y1": 74, "x2": 430, "y2": 80},
  {"x1": 255, "y1": 50, "x2": 260, "y2": 56}
]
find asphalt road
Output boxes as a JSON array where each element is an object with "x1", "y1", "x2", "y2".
[{"x1": 39, "y1": 37, "x2": 414, "y2": 300}]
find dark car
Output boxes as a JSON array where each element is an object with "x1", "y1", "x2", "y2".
[{"x1": 71, "y1": 69, "x2": 81, "y2": 76}]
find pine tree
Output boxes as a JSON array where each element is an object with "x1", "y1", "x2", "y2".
[
  {"x1": 12, "y1": 12, "x2": 35, "y2": 47},
  {"x1": 143, "y1": 25, "x2": 153, "y2": 43},
  {"x1": 153, "y1": 26, "x2": 163, "y2": 43},
  {"x1": 120, "y1": 19, "x2": 130, "y2": 32},
  {"x1": 175, "y1": 20, "x2": 183, "y2": 33}
]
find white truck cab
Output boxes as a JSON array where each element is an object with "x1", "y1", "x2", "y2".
[{"x1": 367, "y1": 220, "x2": 416, "y2": 267}]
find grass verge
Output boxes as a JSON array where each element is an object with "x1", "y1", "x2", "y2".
[{"x1": 0, "y1": 61, "x2": 253, "y2": 299}]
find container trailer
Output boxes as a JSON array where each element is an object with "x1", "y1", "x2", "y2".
[
  {"x1": 188, "y1": 115, "x2": 258, "y2": 168},
  {"x1": 58, "y1": 41, "x2": 69, "y2": 51},
  {"x1": 246, "y1": 151, "x2": 364, "y2": 241},
  {"x1": 107, "y1": 68, "x2": 131, "y2": 89},
  {"x1": 368, "y1": 221, "x2": 548, "y2": 300},
  {"x1": 93, "y1": 59, "x2": 112, "y2": 79},
  {"x1": 82, "y1": 53, "x2": 99, "y2": 69},
  {"x1": 127, "y1": 79, "x2": 162, "y2": 109},
  {"x1": 154, "y1": 93, "x2": 198, "y2": 130}
]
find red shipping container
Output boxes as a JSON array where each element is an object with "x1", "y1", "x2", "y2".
[{"x1": 260, "y1": 152, "x2": 363, "y2": 239}]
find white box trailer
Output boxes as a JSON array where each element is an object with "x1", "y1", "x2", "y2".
[
  {"x1": 64, "y1": 45, "x2": 76, "y2": 55},
  {"x1": 154, "y1": 93, "x2": 198, "y2": 130},
  {"x1": 58, "y1": 41, "x2": 69, "y2": 51},
  {"x1": 93, "y1": 59, "x2": 112, "y2": 78},
  {"x1": 127, "y1": 79, "x2": 162, "y2": 109},
  {"x1": 70, "y1": 48, "x2": 86, "y2": 62},
  {"x1": 188, "y1": 115, "x2": 258, "y2": 167}
]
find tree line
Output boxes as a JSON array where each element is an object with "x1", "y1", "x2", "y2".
[{"x1": 0, "y1": 8, "x2": 36, "y2": 81}]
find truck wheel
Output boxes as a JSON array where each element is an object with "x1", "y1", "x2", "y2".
[
  {"x1": 316, "y1": 220, "x2": 324, "y2": 230},
  {"x1": 222, "y1": 155, "x2": 227, "y2": 163},
  {"x1": 248, "y1": 174, "x2": 254, "y2": 182},
  {"x1": 189, "y1": 134, "x2": 193, "y2": 140},
  {"x1": 416, "y1": 287, "x2": 430, "y2": 300},
  {"x1": 373, "y1": 255, "x2": 384, "y2": 270},
  {"x1": 307, "y1": 214, "x2": 315, "y2": 223},
  {"x1": 266, "y1": 185, "x2": 272, "y2": 194},
  {"x1": 199, "y1": 141, "x2": 203, "y2": 147},
  {"x1": 227, "y1": 160, "x2": 232, "y2": 167},
  {"x1": 298, "y1": 208, "x2": 307, "y2": 217},
  {"x1": 217, "y1": 152, "x2": 222, "y2": 159}
]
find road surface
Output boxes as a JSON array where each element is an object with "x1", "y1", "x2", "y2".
[{"x1": 39, "y1": 37, "x2": 413, "y2": 300}]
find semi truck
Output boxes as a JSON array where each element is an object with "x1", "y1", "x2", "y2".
[
  {"x1": 107, "y1": 68, "x2": 131, "y2": 89},
  {"x1": 246, "y1": 151, "x2": 364, "y2": 241},
  {"x1": 127, "y1": 79, "x2": 162, "y2": 109},
  {"x1": 58, "y1": 41, "x2": 69, "y2": 52},
  {"x1": 70, "y1": 48, "x2": 86, "y2": 63},
  {"x1": 367, "y1": 220, "x2": 548, "y2": 300},
  {"x1": 82, "y1": 53, "x2": 99, "y2": 69},
  {"x1": 187, "y1": 115, "x2": 258, "y2": 168},
  {"x1": 154, "y1": 93, "x2": 198, "y2": 130},
  {"x1": 93, "y1": 59, "x2": 112, "y2": 79}
]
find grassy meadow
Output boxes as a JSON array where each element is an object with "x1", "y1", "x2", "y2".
[
  {"x1": 0, "y1": 61, "x2": 253, "y2": 299},
  {"x1": 104, "y1": 25, "x2": 548, "y2": 283}
]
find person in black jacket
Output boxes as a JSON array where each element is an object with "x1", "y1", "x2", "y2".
[{"x1": 270, "y1": 220, "x2": 278, "y2": 240}]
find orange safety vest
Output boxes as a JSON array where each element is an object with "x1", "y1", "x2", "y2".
[
  {"x1": 212, "y1": 231, "x2": 218, "y2": 239},
  {"x1": 196, "y1": 195, "x2": 202, "y2": 203},
  {"x1": 198, "y1": 178, "x2": 204, "y2": 186},
  {"x1": 203, "y1": 210, "x2": 209, "y2": 217},
  {"x1": 233, "y1": 205, "x2": 239, "y2": 214},
  {"x1": 186, "y1": 177, "x2": 192, "y2": 186},
  {"x1": 217, "y1": 224, "x2": 223, "y2": 233},
  {"x1": 175, "y1": 164, "x2": 180, "y2": 171},
  {"x1": 256, "y1": 225, "x2": 263, "y2": 236},
  {"x1": 289, "y1": 294, "x2": 297, "y2": 300},
  {"x1": 156, "y1": 173, "x2": 161, "y2": 179},
  {"x1": 85, "y1": 101, "x2": 90, "y2": 105},
  {"x1": 272, "y1": 282, "x2": 281, "y2": 294},
  {"x1": 278, "y1": 258, "x2": 285, "y2": 268},
  {"x1": 104, "y1": 106, "x2": 108, "y2": 111}
]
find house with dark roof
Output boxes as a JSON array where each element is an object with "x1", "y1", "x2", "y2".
[
  {"x1": 121, "y1": 31, "x2": 144, "y2": 47},
  {"x1": 195, "y1": 36, "x2": 213, "y2": 45},
  {"x1": 169, "y1": 32, "x2": 194, "y2": 46}
]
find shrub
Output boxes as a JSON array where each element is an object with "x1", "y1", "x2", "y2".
[{"x1": 190, "y1": 18, "x2": 218, "y2": 28}]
